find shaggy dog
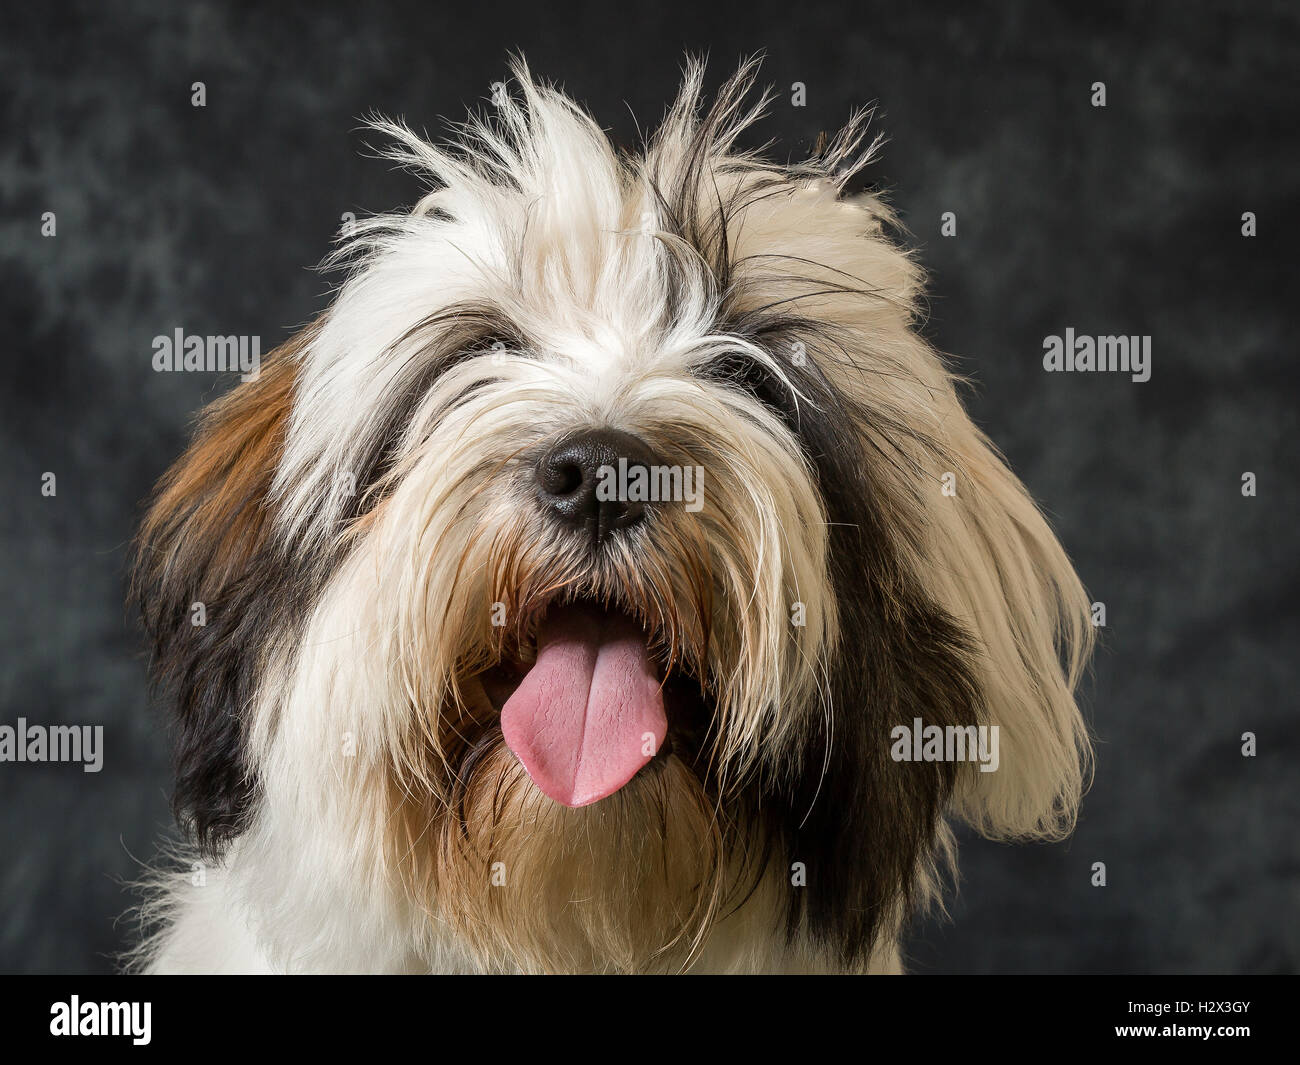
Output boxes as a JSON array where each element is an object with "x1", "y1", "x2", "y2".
[{"x1": 131, "y1": 58, "x2": 1092, "y2": 974}]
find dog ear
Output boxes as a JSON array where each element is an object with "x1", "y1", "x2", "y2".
[
  {"x1": 755, "y1": 189, "x2": 1093, "y2": 846},
  {"x1": 921, "y1": 418, "x2": 1095, "y2": 840},
  {"x1": 133, "y1": 326, "x2": 314, "y2": 855}
]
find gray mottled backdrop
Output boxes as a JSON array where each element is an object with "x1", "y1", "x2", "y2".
[{"x1": 2, "y1": 0, "x2": 1296, "y2": 973}]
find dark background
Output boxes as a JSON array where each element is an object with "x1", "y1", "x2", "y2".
[{"x1": 2, "y1": 0, "x2": 1297, "y2": 974}]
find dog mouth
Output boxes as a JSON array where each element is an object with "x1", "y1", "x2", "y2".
[{"x1": 475, "y1": 598, "x2": 707, "y2": 807}]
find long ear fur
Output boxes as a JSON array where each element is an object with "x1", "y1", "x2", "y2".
[
  {"x1": 923, "y1": 418, "x2": 1095, "y2": 840},
  {"x1": 132, "y1": 326, "x2": 315, "y2": 855}
]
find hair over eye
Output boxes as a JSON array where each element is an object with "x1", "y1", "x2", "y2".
[{"x1": 696, "y1": 348, "x2": 801, "y2": 418}]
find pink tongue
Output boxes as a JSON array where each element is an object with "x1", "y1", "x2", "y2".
[{"x1": 500, "y1": 604, "x2": 667, "y2": 807}]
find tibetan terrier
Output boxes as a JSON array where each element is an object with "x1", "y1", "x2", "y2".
[{"x1": 131, "y1": 58, "x2": 1092, "y2": 974}]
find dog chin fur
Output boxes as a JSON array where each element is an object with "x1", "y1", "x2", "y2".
[{"x1": 128, "y1": 56, "x2": 1092, "y2": 975}]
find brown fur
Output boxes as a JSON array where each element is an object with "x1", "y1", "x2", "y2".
[{"x1": 135, "y1": 327, "x2": 310, "y2": 607}]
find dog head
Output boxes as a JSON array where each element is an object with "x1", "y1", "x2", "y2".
[{"x1": 134, "y1": 58, "x2": 1092, "y2": 972}]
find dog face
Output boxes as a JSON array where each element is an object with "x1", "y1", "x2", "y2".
[{"x1": 134, "y1": 59, "x2": 1092, "y2": 973}]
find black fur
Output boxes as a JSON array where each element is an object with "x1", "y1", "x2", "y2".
[
  {"x1": 782, "y1": 400, "x2": 983, "y2": 964},
  {"x1": 144, "y1": 545, "x2": 315, "y2": 856}
]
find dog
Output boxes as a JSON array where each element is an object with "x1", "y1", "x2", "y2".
[{"x1": 130, "y1": 57, "x2": 1093, "y2": 974}]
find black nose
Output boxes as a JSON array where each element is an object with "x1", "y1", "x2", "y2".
[{"x1": 536, "y1": 428, "x2": 657, "y2": 543}]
